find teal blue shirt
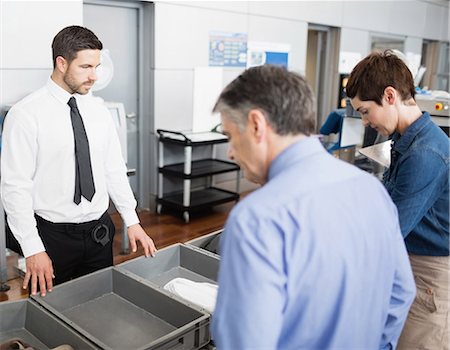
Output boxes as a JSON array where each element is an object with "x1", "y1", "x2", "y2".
[{"x1": 384, "y1": 112, "x2": 449, "y2": 256}]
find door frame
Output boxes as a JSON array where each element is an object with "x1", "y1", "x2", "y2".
[
  {"x1": 307, "y1": 24, "x2": 341, "y2": 129},
  {"x1": 83, "y1": 0, "x2": 154, "y2": 209}
]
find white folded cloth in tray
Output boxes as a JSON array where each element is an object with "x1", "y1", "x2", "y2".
[{"x1": 163, "y1": 277, "x2": 218, "y2": 313}]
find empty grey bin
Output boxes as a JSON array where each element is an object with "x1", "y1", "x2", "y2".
[
  {"x1": 31, "y1": 268, "x2": 210, "y2": 350},
  {"x1": 185, "y1": 230, "x2": 222, "y2": 258},
  {"x1": 0, "y1": 299, "x2": 97, "y2": 349},
  {"x1": 117, "y1": 244, "x2": 219, "y2": 288}
]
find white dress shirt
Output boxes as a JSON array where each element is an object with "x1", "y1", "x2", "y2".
[{"x1": 1, "y1": 77, "x2": 139, "y2": 257}]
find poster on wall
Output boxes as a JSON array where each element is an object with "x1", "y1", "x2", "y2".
[
  {"x1": 209, "y1": 31, "x2": 247, "y2": 67},
  {"x1": 247, "y1": 41, "x2": 290, "y2": 68}
]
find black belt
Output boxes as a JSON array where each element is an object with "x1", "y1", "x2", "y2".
[{"x1": 36, "y1": 211, "x2": 111, "y2": 246}]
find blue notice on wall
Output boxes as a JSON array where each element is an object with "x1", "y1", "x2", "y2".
[
  {"x1": 247, "y1": 42, "x2": 291, "y2": 69},
  {"x1": 209, "y1": 31, "x2": 247, "y2": 67},
  {"x1": 265, "y1": 52, "x2": 289, "y2": 68}
]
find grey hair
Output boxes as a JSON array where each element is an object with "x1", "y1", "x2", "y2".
[{"x1": 213, "y1": 65, "x2": 316, "y2": 135}]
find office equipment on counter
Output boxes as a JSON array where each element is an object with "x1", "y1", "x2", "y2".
[
  {"x1": 340, "y1": 116, "x2": 364, "y2": 148},
  {"x1": 320, "y1": 103, "x2": 364, "y2": 164},
  {"x1": 416, "y1": 93, "x2": 449, "y2": 135}
]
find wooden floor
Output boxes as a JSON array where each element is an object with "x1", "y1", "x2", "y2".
[{"x1": 0, "y1": 201, "x2": 236, "y2": 303}]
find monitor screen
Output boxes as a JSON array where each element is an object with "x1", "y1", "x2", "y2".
[{"x1": 340, "y1": 117, "x2": 364, "y2": 148}]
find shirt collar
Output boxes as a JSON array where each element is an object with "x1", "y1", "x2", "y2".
[
  {"x1": 46, "y1": 77, "x2": 79, "y2": 105},
  {"x1": 392, "y1": 112, "x2": 431, "y2": 154},
  {"x1": 269, "y1": 136, "x2": 325, "y2": 181}
]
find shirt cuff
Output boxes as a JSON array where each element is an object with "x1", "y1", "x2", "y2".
[
  {"x1": 120, "y1": 210, "x2": 140, "y2": 227},
  {"x1": 20, "y1": 236, "x2": 46, "y2": 258}
]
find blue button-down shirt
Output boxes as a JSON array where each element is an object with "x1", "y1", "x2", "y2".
[
  {"x1": 384, "y1": 112, "x2": 449, "y2": 256},
  {"x1": 212, "y1": 137, "x2": 415, "y2": 350}
]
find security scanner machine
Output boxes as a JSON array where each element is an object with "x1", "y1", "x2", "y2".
[{"x1": 416, "y1": 93, "x2": 449, "y2": 136}]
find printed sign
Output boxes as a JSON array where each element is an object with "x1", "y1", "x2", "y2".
[{"x1": 209, "y1": 31, "x2": 247, "y2": 67}]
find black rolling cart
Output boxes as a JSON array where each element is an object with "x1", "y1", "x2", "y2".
[{"x1": 156, "y1": 129, "x2": 240, "y2": 223}]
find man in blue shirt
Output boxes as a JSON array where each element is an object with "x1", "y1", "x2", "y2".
[
  {"x1": 211, "y1": 65, "x2": 415, "y2": 349},
  {"x1": 346, "y1": 50, "x2": 449, "y2": 350}
]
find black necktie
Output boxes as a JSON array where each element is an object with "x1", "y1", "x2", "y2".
[{"x1": 68, "y1": 97, "x2": 96, "y2": 204}]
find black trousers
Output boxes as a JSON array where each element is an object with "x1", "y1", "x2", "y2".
[{"x1": 7, "y1": 211, "x2": 116, "y2": 285}]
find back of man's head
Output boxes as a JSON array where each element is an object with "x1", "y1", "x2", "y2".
[
  {"x1": 346, "y1": 50, "x2": 416, "y2": 105},
  {"x1": 52, "y1": 25, "x2": 103, "y2": 68},
  {"x1": 213, "y1": 65, "x2": 316, "y2": 136}
]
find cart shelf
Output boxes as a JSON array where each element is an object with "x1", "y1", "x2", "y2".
[
  {"x1": 157, "y1": 129, "x2": 240, "y2": 222},
  {"x1": 159, "y1": 159, "x2": 239, "y2": 179}
]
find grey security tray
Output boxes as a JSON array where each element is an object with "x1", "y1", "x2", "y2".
[
  {"x1": 0, "y1": 298, "x2": 97, "y2": 349},
  {"x1": 117, "y1": 243, "x2": 219, "y2": 288},
  {"x1": 31, "y1": 267, "x2": 210, "y2": 350},
  {"x1": 185, "y1": 230, "x2": 222, "y2": 258}
]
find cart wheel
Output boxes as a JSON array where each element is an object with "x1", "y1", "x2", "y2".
[
  {"x1": 183, "y1": 211, "x2": 190, "y2": 223},
  {"x1": 156, "y1": 204, "x2": 162, "y2": 214}
]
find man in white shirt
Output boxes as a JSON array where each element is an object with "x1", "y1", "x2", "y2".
[{"x1": 1, "y1": 25, "x2": 156, "y2": 296}]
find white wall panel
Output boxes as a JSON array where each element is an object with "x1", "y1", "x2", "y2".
[
  {"x1": 164, "y1": 1, "x2": 249, "y2": 14},
  {"x1": 248, "y1": 1, "x2": 344, "y2": 27},
  {"x1": 153, "y1": 69, "x2": 194, "y2": 132},
  {"x1": 1, "y1": 1, "x2": 82, "y2": 69},
  {"x1": 0, "y1": 69, "x2": 51, "y2": 106},
  {"x1": 342, "y1": 1, "x2": 391, "y2": 33},
  {"x1": 222, "y1": 68, "x2": 245, "y2": 88},
  {"x1": 388, "y1": 1, "x2": 427, "y2": 38},
  {"x1": 248, "y1": 15, "x2": 308, "y2": 73},
  {"x1": 404, "y1": 37, "x2": 423, "y2": 55},
  {"x1": 424, "y1": 2, "x2": 449, "y2": 40},
  {"x1": 340, "y1": 28, "x2": 370, "y2": 57},
  {"x1": 154, "y1": 2, "x2": 248, "y2": 69}
]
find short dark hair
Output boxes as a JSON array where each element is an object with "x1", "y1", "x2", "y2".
[
  {"x1": 346, "y1": 50, "x2": 415, "y2": 105},
  {"x1": 213, "y1": 65, "x2": 316, "y2": 136},
  {"x1": 52, "y1": 25, "x2": 103, "y2": 68}
]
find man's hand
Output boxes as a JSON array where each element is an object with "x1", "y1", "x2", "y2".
[
  {"x1": 24, "y1": 251, "x2": 54, "y2": 296},
  {"x1": 127, "y1": 224, "x2": 157, "y2": 258}
]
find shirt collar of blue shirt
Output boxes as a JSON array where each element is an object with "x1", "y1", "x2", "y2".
[
  {"x1": 268, "y1": 136, "x2": 325, "y2": 181},
  {"x1": 392, "y1": 112, "x2": 431, "y2": 155}
]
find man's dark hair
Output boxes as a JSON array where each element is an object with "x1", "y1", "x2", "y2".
[
  {"x1": 213, "y1": 65, "x2": 316, "y2": 136},
  {"x1": 52, "y1": 25, "x2": 103, "y2": 68},
  {"x1": 346, "y1": 50, "x2": 416, "y2": 105}
]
